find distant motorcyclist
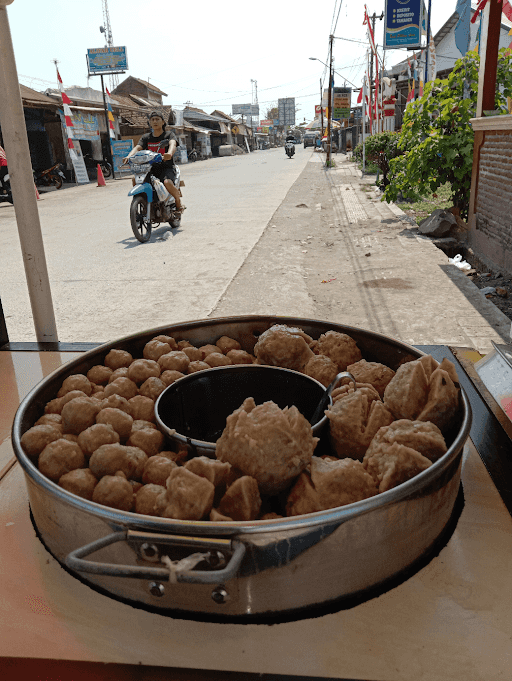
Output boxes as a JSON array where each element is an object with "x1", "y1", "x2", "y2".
[
  {"x1": 285, "y1": 132, "x2": 295, "y2": 143},
  {"x1": 284, "y1": 131, "x2": 295, "y2": 157},
  {"x1": 123, "y1": 111, "x2": 185, "y2": 213}
]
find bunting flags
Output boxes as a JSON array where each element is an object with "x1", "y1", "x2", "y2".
[
  {"x1": 105, "y1": 88, "x2": 116, "y2": 139},
  {"x1": 56, "y1": 68, "x2": 89, "y2": 184}
]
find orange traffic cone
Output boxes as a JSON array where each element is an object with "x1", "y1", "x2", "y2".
[
  {"x1": 34, "y1": 183, "x2": 41, "y2": 200},
  {"x1": 97, "y1": 164, "x2": 106, "y2": 187}
]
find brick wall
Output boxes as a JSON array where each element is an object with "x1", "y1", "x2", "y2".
[{"x1": 473, "y1": 129, "x2": 512, "y2": 274}]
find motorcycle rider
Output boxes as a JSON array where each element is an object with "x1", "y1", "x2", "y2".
[
  {"x1": 0, "y1": 144, "x2": 8, "y2": 192},
  {"x1": 285, "y1": 130, "x2": 295, "y2": 156},
  {"x1": 122, "y1": 111, "x2": 185, "y2": 212}
]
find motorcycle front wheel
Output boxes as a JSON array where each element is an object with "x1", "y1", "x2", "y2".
[
  {"x1": 101, "y1": 162, "x2": 112, "y2": 179},
  {"x1": 130, "y1": 195, "x2": 152, "y2": 243},
  {"x1": 50, "y1": 174, "x2": 63, "y2": 189}
]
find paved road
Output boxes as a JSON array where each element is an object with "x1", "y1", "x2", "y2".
[{"x1": 0, "y1": 146, "x2": 311, "y2": 342}]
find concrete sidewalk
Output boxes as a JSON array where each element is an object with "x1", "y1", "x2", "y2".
[{"x1": 211, "y1": 153, "x2": 511, "y2": 354}]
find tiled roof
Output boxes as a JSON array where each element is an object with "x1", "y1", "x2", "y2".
[
  {"x1": 120, "y1": 105, "x2": 175, "y2": 128},
  {"x1": 113, "y1": 76, "x2": 167, "y2": 97},
  {"x1": 20, "y1": 84, "x2": 58, "y2": 106}
]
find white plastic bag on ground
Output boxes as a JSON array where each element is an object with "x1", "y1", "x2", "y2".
[{"x1": 448, "y1": 254, "x2": 471, "y2": 271}]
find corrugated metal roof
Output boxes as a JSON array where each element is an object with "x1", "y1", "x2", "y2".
[
  {"x1": 20, "y1": 84, "x2": 59, "y2": 106},
  {"x1": 183, "y1": 108, "x2": 230, "y2": 123}
]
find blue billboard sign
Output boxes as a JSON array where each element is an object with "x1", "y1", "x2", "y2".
[
  {"x1": 111, "y1": 139, "x2": 133, "y2": 174},
  {"x1": 87, "y1": 46, "x2": 128, "y2": 74},
  {"x1": 384, "y1": 0, "x2": 423, "y2": 50}
]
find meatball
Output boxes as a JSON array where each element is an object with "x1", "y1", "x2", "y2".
[
  {"x1": 160, "y1": 370, "x2": 185, "y2": 387},
  {"x1": 226, "y1": 349, "x2": 254, "y2": 365},
  {"x1": 316, "y1": 331, "x2": 362, "y2": 371},
  {"x1": 127, "y1": 359, "x2": 160, "y2": 385},
  {"x1": 216, "y1": 397, "x2": 318, "y2": 495},
  {"x1": 187, "y1": 361, "x2": 210, "y2": 373},
  {"x1": 131, "y1": 419, "x2": 157, "y2": 432},
  {"x1": 326, "y1": 388, "x2": 394, "y2": 460},
  {"x1": 38, "y1": 439, "x2": 85, "y2": 483},
  {"x1": 253, "y1": 324, "x2": 314, "y2": 372},
  {"x1": 155, "y1": 468, "x2": 214, "y2": 520},
  {"x1": 87, "y1": 364, "x2": 113, "y2": 386},
  {"x1": 304, "y1": 354, "x2": 339, "y2": 387},
  {"x1": 157, "y1": 351, "x2": 190, "y2": 373},
  {"x1": 77, "y1": 423, "x2": 120, "y2": 458},
  {"x1": 204, "y1": 352, "x2": 232, "y2": 368},
  {"x1": 218, "y1": 476, "x2": 261, "y2": 521},
  {"x1": 139, "y1": 377, "x2": 166, "y2": 401},
  {"x1": 61, "y1": 396, "x2": 101, "y2": 435},
  {"x1": 363, "y1": 442, "x2": 432, "y2": 493},
  {"x1": 216, "y1": 336, "x2": 241, "y2": 354},
  {"x1": 177, "y1": 340, "x2": 193, "y2": 350},
  {"x1": 57, "y1": 374, "x2": 92, "y2": 397},
  {"x1": 143, "y1": 340, "x2": 172, "y2": 362},
  {"x1": 92, "y1": 472, "x2": 134, "y2": 511},
  {"x1": 104, "y1": 349, "x2": 133, "y2": 370},
  {"x1": 126, "y1": 427, "x2": 164, "y2": 457},
  {"x1": 286, "y1": 457, "x2": 377, "y2": 516},
  {"x1": 346, "y1": 359, "x2": 395, "y2": 399},
  {"x1": 96, "y1": 407, "x2": 134, "y2": 441},
  {"x1": 35, "y1": 413, "x2": 63, "y2": 430},
  {"x1": 199, "y1": 344, "x2": 220, "y2": 358},
  {"x1": 100, "y1": 394, "x2": 131, "y2": 414},
  {"x1": 365, "y1": 419, "x2": 447, "y2": 464},
  {"x1": 103, "y1": 377, "x2": 138, "y2": 400},
  {"x1": 151, "y1": 335, "x2": 178, "y2": 350},
  {"x1": 184, "y1": 456, "x2": 231, "y2": 486},
  {"x1": 108, "y1": 367, "x2": 129, "y2": 383},
  {"x1": 21, "y1": 424, "x2": 62, "y2": 461},
  {"x1": 127, "y1": 395, "x2": 156, "y2": 422},
  {"x1": 89, "y1": 443, "x2": 148, "y2": 480},
  {"x1": 142, "y1": 455, "x2": 177, "y2": 486},
  {"x1": 181, "y1": 346, "x2": 202, "y2": 362},
  {"x1": 58, "y1": 468, "x2": 98, "y2": 500},
  {"x1": 44, "y1": 390, "x2": 87, "y2": 415},
  {"x1": 135, "y1": 484, "x2": 165, "y2": 516}
]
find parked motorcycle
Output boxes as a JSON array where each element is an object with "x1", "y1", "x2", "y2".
[
  {"x1": 0, "y1": 172, "x2": 13, "y2": 204},
  {"x1": 188, "y1": 148, "x2": 198, "y2": 162},
  {"x1": 33, "y1": 162, "x2": 66, "y2": 189},
  {"x1": 285, "y1": 140, "x2": 295, "y2": 158},
  {"x1": 124, "y1": 150, "x2": 182, "y2": 243},
  {"x1": 83, "y1": 153, "x2": 112, "y2": 179}
]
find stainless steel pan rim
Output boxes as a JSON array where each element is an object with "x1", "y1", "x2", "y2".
[{"x1": 12, "y1": 315, "x2": 471, "y2": 537}]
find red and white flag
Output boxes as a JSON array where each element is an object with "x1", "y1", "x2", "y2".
[
  {"x1": 57, "y1": 69, "x2": 75, "y2": 151},
  {"x1": 105, "y1": 88, "x2": 116, "y2": 139}
]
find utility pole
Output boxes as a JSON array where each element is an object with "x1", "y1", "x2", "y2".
[
  {"x1": 425, "y1": 0, "x2": 433, "y2": 82},
  {"x1": 326, "y1": 34, "x2": 334, "y2": 167},
  {"x1": 368, "y1": 12, "x2": 384, "y2": 133},
  {"x1": 319, "y1": 77, "x2": 324, "y2": 137}
]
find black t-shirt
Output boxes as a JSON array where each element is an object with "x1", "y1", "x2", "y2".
[{"x1": 138, "y1": 130, "x2": 178, "y2": 168}]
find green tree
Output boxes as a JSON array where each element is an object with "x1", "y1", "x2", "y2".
[{"x1": 383, "y1": 48, "x2": 512, "y2": 219}]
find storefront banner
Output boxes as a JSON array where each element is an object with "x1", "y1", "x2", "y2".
[
  {"x1": 68, "y1": 111, "x2": 101, "y2": 141},
  {"x1": 111, "y1": 140, "x2": 133, "y2": 174},
  {"x1": 384, "y1": 0, "x2": 423, "y2": 49}
]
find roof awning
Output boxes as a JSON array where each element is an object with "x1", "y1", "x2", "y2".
[{"x1": 219, "y1": 122, "x2": 230, "y2": 134}]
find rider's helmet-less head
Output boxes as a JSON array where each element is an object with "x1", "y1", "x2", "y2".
[{"x1": 148, "y1": 111, "x2": 166, "y2": 130}]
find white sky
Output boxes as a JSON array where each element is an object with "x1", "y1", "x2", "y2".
[{"x1": 7, "y1": 0, "x2": 459, "y2": 122}]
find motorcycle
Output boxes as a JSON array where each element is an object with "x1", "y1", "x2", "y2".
[
  {"x1": 83, "y1": 153, "x2": 112, "y2": 179},
  {"x1": 124, "y1": 150, "x2": 183, "y2": 243},
  {"x1": 0, "y1": 172, "x2": 13, "y2": 204},
  {"x1": 33, "y1": 162, "x2": 66, "y2": 189},
  {"x1": 188, "y1": 148, "x2": 198, "y2": 162},
  {"x1": 285, "y1": 140, "x2": 295, "y2": 158}
]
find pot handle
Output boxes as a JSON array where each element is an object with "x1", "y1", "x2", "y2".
[{"x1": 65, "y1": 530, "x2": 246, "y2": 584}]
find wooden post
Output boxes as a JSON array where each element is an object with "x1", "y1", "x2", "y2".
[{"x1": 476, "y1": 0, "x2": 503, "y2": 117}]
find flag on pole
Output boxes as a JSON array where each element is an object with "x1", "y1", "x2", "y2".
[
  {"x1": 105, "y1": 88, "x2": 116, "y2": 139},
  {"x1": 357, "y1": 87, "x2": 363, "y2": 104},
  {"x1": 57, "y1": 69, "x2": 75, "y2": 150},
  {"x1": 454, "y1": 0, "x2": 471, "y2": 55}
]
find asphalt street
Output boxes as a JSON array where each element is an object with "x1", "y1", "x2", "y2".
[{"x1": 0, "y1": 146, "x2": 310, "y2": 343}]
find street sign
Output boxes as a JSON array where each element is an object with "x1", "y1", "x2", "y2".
[
  {"x1": 87, "y1": 46, "x2": 128, "y2": 75},
  {"x1": 232, "y1": 125, "x2": 239, "y2": 135},
  {"x1": 332, "y1": 87, "x2": 351, "y2": 120},
  {"x1": 384, "y1": 0, "x2": 424, "y2": 50}
]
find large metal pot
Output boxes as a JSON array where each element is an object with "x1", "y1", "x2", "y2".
[{"x1": 12, "y1": 316, "x2": 471, "y2": 621}]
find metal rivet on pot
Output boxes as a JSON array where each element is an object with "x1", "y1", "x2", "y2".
[
  {"x1": 211, "y1": 586, "x2": 229, "y2": 604},
  {"x1": 149, "y1": 582, "x2": 165, "y2": 597},
  {"x1": 140, "y1": 543, "x2": 159, "y2": 561}
]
